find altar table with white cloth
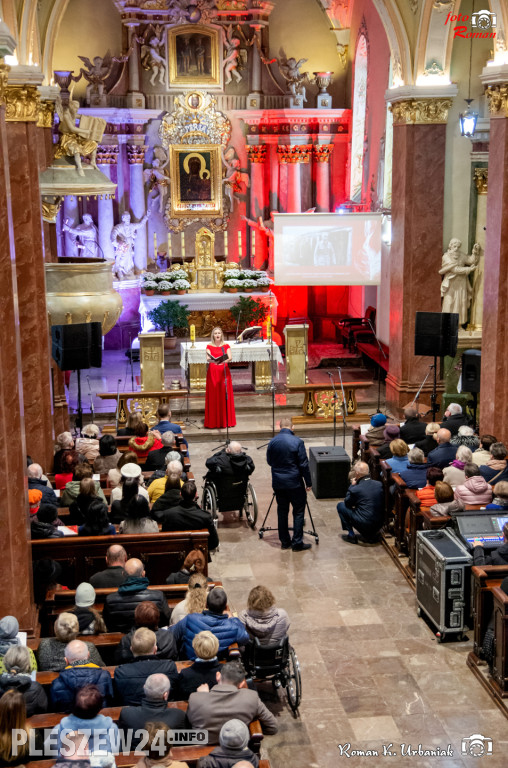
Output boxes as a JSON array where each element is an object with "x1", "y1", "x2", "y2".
[{"x1": 180, "y1": 340, "x2": 282, "y2": 391}]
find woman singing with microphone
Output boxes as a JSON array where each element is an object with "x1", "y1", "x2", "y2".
[{"x1": 204, "y1": 326, "x2": 236, "y2": 429}]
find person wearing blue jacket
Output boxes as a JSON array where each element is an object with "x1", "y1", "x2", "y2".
[
  {"x1": 50, "y1": 640, "x2": 114, "y2": 712},
  {"x1": 427, "y1": 428, "x2": 457, "y2": 469},
  {"x1": 398, "y1": 447, "x2": 428, "y2": 489},
  {"x1": 170, "y1": 588, "x2": 250, "y2": 660},
  {"x1": 266, "y1": 417, "x2": 312, "y2": 551}
]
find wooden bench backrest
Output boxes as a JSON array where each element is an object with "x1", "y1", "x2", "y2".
[{"x1": 471, "y1": 565, "x2": 508, "y2": 656}]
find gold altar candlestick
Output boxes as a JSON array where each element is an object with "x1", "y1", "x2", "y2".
[
  {"x1": 153, "y1": 232, "x2": 157, "y2": 258},
  {"x1": 190, "y1": 324, "x2": 196, "y2": 348},
  {"x1": 167, "y1": 233, "x2": 172, "y2": 260},
  {"x1": 251, "y1": 230, "x2": 255, "y2": 261},
  {"x1": 181, "y1": 231, "x2": 185, "y2": 257}
]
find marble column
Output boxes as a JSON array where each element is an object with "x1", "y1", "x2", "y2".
[
  {"x1": 97, "y1": 145, "x2": 119, "y2": 262},
  {"x1": 278, "y1": 145, "x2": 312, "y2": 213},
  {"x1": 385, "y1": 95, "x2": 453, "y2": 414},
  {"x1": 313, "y1": 143, "x2": 333, "y2": 212},
  {"x1": 5, "y1": 82, "x2": 54, "y2": 468},
  {"x1": 127, "y1": 143, "x2": 148, "y2": 272},
  {"x1": 268, "y1": 141, "x2": 279, "y2": 212},
  {"x1": 0, "y1": 57, "x2": 36, "y2": 633},
  {"x1": 246, "y1": 144, "x2": 267, "y2": 269},
  {"x1": 478, "y1": 72, "x2": 508, "y2": 440},
  {"x1": 126, "y1": 24, "x2": 145, "y2": 109},
  {"x1": 469, "y1": 167, "x2": 487, "y2": 332}
]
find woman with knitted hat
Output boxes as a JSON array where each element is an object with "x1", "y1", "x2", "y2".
[
  {"x1": 0, "y1": 617, "x2": 37, "y2": 675},
  {"x1": 70, "y1": 583, "x2": 106, "y2": 636},
  {"x1": 376, "y1": 424, "x2": 402, "y2": 460},
  {"x1": 196, "y1": 718, "x2": 260, "y2": 767},
  {"x1": 28, "y1": 489, "x2": 43, "y2": 518}
]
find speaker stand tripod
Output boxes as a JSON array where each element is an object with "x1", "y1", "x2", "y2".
[{"x1": 258, "y1": 493, "x2": 319, "y2": 544}]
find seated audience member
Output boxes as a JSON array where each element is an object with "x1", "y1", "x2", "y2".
[
  {"x1": 440, "y1": 402, "x2": 468, "y2": 436},
  {"x1": 48, "y1": 684, "x2": 118, "y2": 754},
  {"x1": 32, "y1": 559, "x2": 65, "y2": 607},
  {"x1": 414, "y1": 422, "x2": 440, "y2": 457},
  {"x1": 166, "y1": 550, "x2": 212, "y2": 585},
  {"x1": 103, "y1": 558, "x2": 171, "y2": 632},
  {"x1": 155, "y1": 481, "x2": 219, "y2": 551},
  {"x1": 50, "y1": 640, "x2": 113, "y2": 711},
  {"x1": 151, "y1": 475, "x2": 182, "y2": 515},
  {"x1": 336, "y1": 461, "x2": 384, "y2": 544},
  {"x1": 70, "y1": 583, "x2": 106, "y2": 635},
  {"x1": 170, "y1": 573, "x2": 208, "y2": 626},
  {"x1": 144, "y1": 431, "x2": 178, "y2": 472},
  {"x1": 0, "y1": 689, "x2": 40, "y2": 765},
  {"x1": 147, "y1": 451, "x2": 186, "y2": 487},
  {"x1": 399, "y1": 407, "x2": 427, "y2": 444},
  {"x1": 450, "y1": 425, "x2": 480, "y2": 451},
  {"x1": 116, "y1": 601, "x2": 178, "y2": 664},
  {"x1": 27, "y1": 463, "x2": 59, "y2": 505},
  {"x1": 55, "y1": 450, "x2": 81, "y2": 490},
  {"x1": 93, "y1": 434, "x2": 122, "y2": 474},
  {"x1": 75, "y1": 424, "x2": 100, "y2": 464},
  {"x1": 480, "y1": 442, "x2": 508, "y2": 484},
  {"x1": 0, "y1": 646, "x2": 47, "y2": 716},
  {"x1": 365, "y1": 413, "x2": 388, "y2": 447},
  {"x1": 473, "y1": 434, "x2": 498, "y2": 467},
  {"x1": 187, "y1": 661, "x2": 278, "y2": 744},
  {"x1": 110, "y1": 474, "x2": 142, "y2": 524},
  {"x1": 54, "y1": 432, "x2": 75, "y2": 473},
  {"x1": 111, "y1": 463, "x2": 149, "y2": 503},
  {"x1": 238, "y1": 585, "x2": 289, "y2": 646},
  {"x1": 429, "y1": 481, "x2": 465, "y2": 517},
  {"x1": 119, "y1": 495, "x2": 159, "y2": 534},
  {"x1": 205, "y1": 442, "x2": 255, "y2": 485},
  {"x1": 171, "y1": 588, "x2": 250, "y2": 660},
  {"x1": 454, "y1": 463, "x2": 493, "y2": 506},
  {"x1": 197, "y1": 719, "x2": 260, "y2": 768},
  {"x1": 68, "y1": 477, "x2": 102, "y2": 525},
  {"x1": 118, "y1": 674, "x2": 187, "y2": 747},
  {"x1": 38, "y1": 613, "x2": 104, "y2": 672},
  {"x1": 31, "y1": 503, "x2": 64, "y2": 539},
  {"x1": 177, "y1": 631, "x2": 221, "y2": 701},
  {"x1": 133, "y1": 721, "x2": 189, "y2": 768},
  {"x1": 473, "y1": 521, "x2": 508, "y2": 565},
  {"x1": 61, "y1": 463, "x2": 107, "y2": 508},
  {"x1": 78, "y1": 499, "x2": 116, "y2": 537},
  {"x1": 152, "y1": 404, "x2": 188, "y2": 445},
  {"x1": 114, "y1": 628, "x2": 178, "y2": 706},
  {"x1": 149, "y1": 460, "x2": 184, "y2": 504},
  {"x1": 117, "y1": 410, "x2": 143, "y2": 437},
  {"x1": 128, "y1": 422, "x2": 163, "y2": 465},
  {"x1": 427, "y1": 429, "x2": 456, "y2": 469},
  {"x1": 376, "y1": 425, "x2": 401, "y2": 460},
  {"x1": 398, "y1": 447, "x2": 428, "y2": 489},
  {"x1": 385, "y1": 439, "x2": 410, "y2": 473},
  {"x1": 416, "y1": 467, "x2": 444, "y2": 507},
  {"x1": 90, "y1": 544, "x2": 127, "y2": 589},
  {"x1": 28, "y1": 490, "x2": 43, "y2": 522},
  {"x1": 486, "y1": 481, "x2": 508, "y2": 510},
  {"x1": 443, "y1": 445, "x2": 473, "y2": 487},
  {"x1": 0, "y1": 616, "x2": 37, "y2": 674}
]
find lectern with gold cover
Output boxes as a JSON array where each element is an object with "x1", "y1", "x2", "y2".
[
  {"x1": 139, "y1": 332, "x2": 165, "y2": 391},
  {"x1": 284, "y1": 324, "x2": 308, "y2": 386}
]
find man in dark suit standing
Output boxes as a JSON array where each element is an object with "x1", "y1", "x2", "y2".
[
  {"x1": 266, "y1": 417, "x2": 312, "y2": 551},
  {"x1": 337, "y1": 461, "x2": 384, "y2": 544}
]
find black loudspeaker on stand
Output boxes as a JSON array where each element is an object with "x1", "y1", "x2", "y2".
[
  {"x1": 309, "y1": 447, "x2": 351, "y2": 499},
  {"x1": 414, "y1": 312, "x2": 459, "y2": 421},
  {"x1": 462, "y1": 348, "x2": 481, "y2": 429}
]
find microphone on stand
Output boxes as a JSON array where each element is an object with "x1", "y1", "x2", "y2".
[
  {"x1": 115, "y1": 378, "x2": 122, "y2": 433},
  {"x1": 235, "y1": 308, "x2": 242, "y2": 343},
  {"x1": 87, "y1": 375, "x2": 95, "y2": 421}
]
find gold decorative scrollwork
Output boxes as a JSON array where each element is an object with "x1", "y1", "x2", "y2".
[
  {"x1": 485, "y1": 84, "x2": 508, "y2": 117},
  {"x1": 390, "y1": 98, "x2": 452, "y2": 125},
  {"x1": 128, "y1": 397, "x2": 161, "y2": 427},
  {"x1": 42, "y1": 197, "x2": 63, "y2": 223},
  {"x1": 4, "y1": 84, "x2": 40, "y2": 122},
  {"x1": 474, "y1": 168, "x2": 488, "y2": 195},
  {"x1": 0, "y1": 61, "x2": 10, "y2": 107},
  {"x1": 315, "y1": 390, "x2": 343, "y2": 420},
  {"x1": 37, "y1": 100, "x2": 55, "y2": 128}
]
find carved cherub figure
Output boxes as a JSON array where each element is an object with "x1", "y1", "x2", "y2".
[
  {"x1": 279, "y1": 56, "x2": 309, "y2": 102},
  {"x1": 78, "y1": 50, "x2": 130, "y2": 106},
  {"x1": 139, "y1": 25, "x2": 167, "y2": 86},
  {"x1": 222, "y1": 145, "x2": 250, "y2": 210},
  {"x1": 143, "y1": 146, "x2": 170, "y2": 214},
  {"x1": 223, "y1": 25, "x2": 243, "y2": 85}
]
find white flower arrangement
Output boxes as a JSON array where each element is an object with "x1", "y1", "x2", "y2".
[
  {"x1": 154, "y1": 272, "x2": 172, "y2": 281},
  {"x1": 143, "y1": 280, "x2": 158, "y2": 290},
  {"x1": 239, "y1": 269, "x2": 255, "y2": 279},
  {"x1": 224, "y1": 279, "x2": 242, "y2": 288},
  {"x1": 157, "y1": 280, "x2": 172, "y2": 291},
  {"x1": 256, "y1": 277, "x2": 271, "y2": 286},
  {"x1": 224, "y1": 269, "x2": 241, "y2": 280},
  {"x1": 170, "y1": 269, "x2": 188, "y2": 280},
  {"x1": 242, "y1": 279, "x2": 258, "y2": 289},
  {"x1": 143, "y1": 273, "x2": 158, "y2": 283},
  {"x1": 173, "y1": 279, "x2": 190, "y2": 290}
]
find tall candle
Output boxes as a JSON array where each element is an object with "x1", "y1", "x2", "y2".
[
  {"x1": 153, "y1": 232, "x2": 157, "y2": 257},
  {"x1": 251, "y1": 229, "x2": 255, "y2": 257},
  {"x1": 224, "y1": 230, "x2": 228, "y2": 258},
  {"x1": 266, "y1": 317, "x2": 271, "y2": 341},
  {"x1": 190, "y1": 324, "x2": 196, "y2": 347},
  {"x1": 238, "y1": 230, "x2": 242, "y2": 258},
  {"x1": 181, "y1": 231, "x2": 185, "y2": 257},
  {"x1": 167, "y1": 233, "x2": 172, "y2": 259}
]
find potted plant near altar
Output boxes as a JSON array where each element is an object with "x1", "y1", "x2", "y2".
[
  {"x1": 170, "y1": 269, "x2": 189, "y2": 281},
  {"x1": 242, "y1": 279, "x2": 258, "y2": 293},
  {"x1": 224, "y1": 278, "x2": 242, "y2": 293},
  {"x1": 147, "y1": 299, "x2": 190, "y2": 350},
  {"x1": 256, "y1": 276, "x2": 272, "y2": 293},
  {"x1": 229, "y1": 296, "x2": 268, "y2": 332},
  {"x1": 173, "y1": 278, "x2": 191, "y2": 295},
  {"x1": 143, "y1": 279, "x2": 158, "y2": 296},
  {"x1": 157, "y1": 280, "x2": 172, "y2": 296}
]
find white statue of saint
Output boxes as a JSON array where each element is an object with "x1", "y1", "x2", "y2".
[
  {"x1": 439, "y1": 238, "x2": 479, "y2": 325},
  {"x1": 62, "y1": 214, "x2": 99, "y2": 259},
  {"x1": 111, "y1": 210, "x2": 151, "y2": 280}
]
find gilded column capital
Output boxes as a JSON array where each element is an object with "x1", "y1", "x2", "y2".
[
  {"x1": 97, "y1": 145, "x2": 120, "y2": 165},
  {"x1": 4, "y1": 83, "x2": 40, "y2": 122},
  {"x1": 37, "y1": 100, "x2": 55, "y2": 129},
  {"x1": 0, "y1": 60, "x2": 10, "y2": 107},
  {"x1": 277, "y1": 144, "x2": 312, "y2": 164},
  {"x1": 313, "y1": 144, "x2": 334, "y2": 163},
  {"x1": 246, "y1": 144, "x2": 267, "y2": 163},
  {"x1": 485, "y1": 84, "x2": 508, "y2": 117},
  {"x1": 389, "y1": 98, "x2": 453, "y2": 125},
  {"x1": 474, "y1": 167, "x2": 488, "y2": 195},
  {"x1": 127, "y1": 143, "x2": 147, "y2": 164}
]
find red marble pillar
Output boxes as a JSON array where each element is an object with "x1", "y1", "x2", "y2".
[
  {"x1": 313, "y1": 144, "x2": 333, "y2": 212},
  {"x1": 386, "y1": 98, "x2": 452, "y2": 414},
  {"x1": 479, "y1": 81, "x2": 508, "y2": 441},
  {"x1": 246, "y1": 144, "x2": 267, "y2": 269},
  {"x1": 0, "y1": 82, "x2": 36, "y2": 632},
  {"x1": 6, "y1": 93, "x2": 54, "y2": 470}
]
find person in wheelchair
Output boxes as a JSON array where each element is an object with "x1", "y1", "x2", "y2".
[
  {"x1": 238, "y1": 585, "x2": 289, "y2": 647},
  {"x1": 205, "y1": 442, "x2": 254, "y2": 511}
]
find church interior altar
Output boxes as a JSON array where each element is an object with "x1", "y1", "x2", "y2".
[{"x1": 180, "y1": 339, "x2": 282, "y2": 391}]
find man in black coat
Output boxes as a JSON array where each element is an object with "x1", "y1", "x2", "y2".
[
  {"x1": 103, "y1": 558, "x2": 171, "y2": 632},
  {"x1": 266, "y1": 417, "x2": 312, "y2": 551},
  {"x1": 144, "y1": 432, "x2": 177, "y2": 472},
  {"x1": 114, "y1": 628, "x2": 179, "y2": 706},
  {"x1": 399, "y1": 406, "x2": 427, "y2": 444},
  {"x1": 89, "y1": 544, "x2": 127, "y2": 589},
  {"x1": 27, "y1": 463, "x2": 59, "y2": 505},
  {"x1": 440, "y1": 403, "x2": 469, "y2": 436},
  {"x1": 337, "y1": 462, "x2": 384, "y2": 544},
  {"x1": 427, "y1": 428, "x2": 457, "y2": 468},
  {"x1": 118, "y1": 673, "x2": 187, "y2": 748},
  {"x1": 154, "y1": 481, "x2": 219, "y2": 551}
]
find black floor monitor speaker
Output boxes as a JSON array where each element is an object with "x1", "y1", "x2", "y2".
[
  {"x1": 462, "y1": 349, "x2": 481, "y2": 393},
  {"x1": 414, "y1": 312, "x2": 459, "y2": 358},
  {"x1": 51, "y1": 322, "x2": 102, "y2": 371},
  {"x1": 309, "y1": 446, "x2": 351, "y2": 499}
]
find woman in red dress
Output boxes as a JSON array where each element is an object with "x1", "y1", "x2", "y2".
[{"x1": 204, "y1": 326, "x2": 236, "y2": 429}]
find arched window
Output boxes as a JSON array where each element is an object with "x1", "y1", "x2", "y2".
[{"x1": 350, "y1": 33, "x2": 368, "y2": 202}]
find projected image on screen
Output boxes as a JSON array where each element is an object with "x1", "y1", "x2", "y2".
[{"x1": 273, "y1": 213, "x2": 382, "y2": 286}]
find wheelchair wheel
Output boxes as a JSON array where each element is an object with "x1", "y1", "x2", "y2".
[
  {"x1": 202, "y1": 485, "x2": 218, "y2": 522},
  {"x1": 243, "y1": 482, "x2": 258, "y2": 529},
  {"x1": 286, "y1": 645, "x2": 302, "y2": 714}
]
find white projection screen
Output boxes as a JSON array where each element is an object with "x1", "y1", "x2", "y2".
[{"x1": 273, "y1": 212, "x2": 382, "y2": 286}]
